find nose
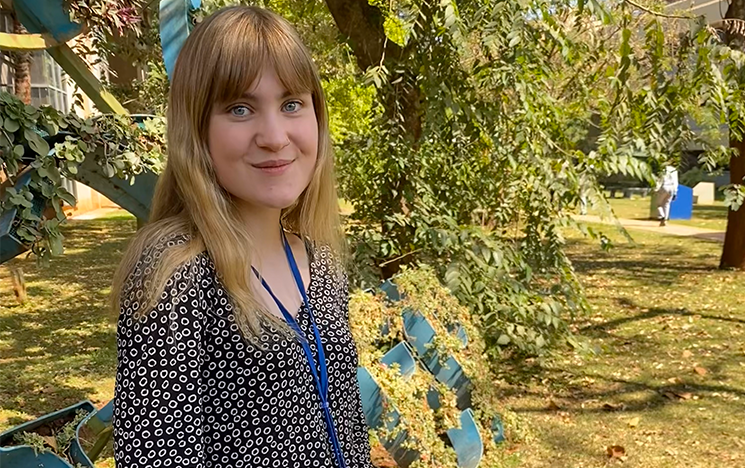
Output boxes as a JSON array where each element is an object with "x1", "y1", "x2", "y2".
[{"x1": 255, "y1": 112, "x2": 290, "y2": 152}]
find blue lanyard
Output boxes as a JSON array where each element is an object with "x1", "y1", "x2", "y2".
[{"x1": 251, "y1": 229, "x2": 347, "y2": 468}]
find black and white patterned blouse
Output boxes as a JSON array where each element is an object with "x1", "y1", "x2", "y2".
[{"x1": 113, "y1": 235, "x2": 373, "y2": 468}]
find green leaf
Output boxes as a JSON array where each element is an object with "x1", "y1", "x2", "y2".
[
  {"x1": 56, "y1": 188, "x2": 77, "y2": 207},
  {"x1": 24, "y1": 129, "x2": 50, "y2": 156},
  {"x1": 497, "y1": 334, "x2": 510, "y2": 345},
  {"x1": 49, "y1": 233, "x2": 64, "y2": 256},
  {"x1": 4, "y1": 118, "x2": 19, "y2": 132},
  {"x1": 13, "y1": 145, "x2": 23, "y2": 157}
]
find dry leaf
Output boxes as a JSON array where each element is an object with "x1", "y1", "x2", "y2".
[
  {"x1": 547, "y1": 400, "x2": 561, "y2": 411},
  {"x1": 682, "y1": 350, "x2": 693, "y2": 359},
  {"x1": 607, "y1": 445, "x2": 626, "y2": 459},
  {"x1": 667, "y1": 377, "x2": 682, "y2": 384},
  {"x1": 627, "y1": 416, "x2": 641, "y2": 428},
  {"x1": 662, "y1": 391, "x2": 678, "y2": 400},
  {"x1": 42, "y1": 436, "x2": 57, "y2": 451},
  {"x1": 694, "y1": 367, "x2": 708, "y2": 376},
  {"x1": 603, "y1": 402, "x2": 625, "y2": 412},
  {"x1": 677, "y1": 391, "x2": 693, "y2": 400}
]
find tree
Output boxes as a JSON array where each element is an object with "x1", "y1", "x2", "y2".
[
  {"x1": 321, "y1": 0, "x2": 745, "y2": 353},
  {"x1": 10, "y1": 17, "x2": 31, "y2": 105},
  {"x1": 719, "y1": 1, "x2": 745, "y2": 270}
]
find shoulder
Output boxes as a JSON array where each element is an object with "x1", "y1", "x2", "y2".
[{"x1": 120, "y1": 232, "x2": 214, "y2": 313}]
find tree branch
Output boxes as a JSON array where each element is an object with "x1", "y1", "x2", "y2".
[{"x1": 624, "y1": 0, "x2": 698, "y2": 20}]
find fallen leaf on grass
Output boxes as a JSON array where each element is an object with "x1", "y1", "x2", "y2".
[
  {"x1": 627, "y1": 416, "x2": 640, "y2": 428},
  {"x1": 603, "y1": 402, "x2": 625, "y2": 412},
  {"x1": 667, "y1": 377, "x2": 682, "y2": 384},
  {"x1": 662, "y1": 390, "x2": 693, "y2": 400},
  {"x1": 547, "y1": 400, "x2": 561, "y2": 411},
  {"x1": 682, "y1": 350, "x2": 693, "y2": 359},
  {"x1": 607, "y1": 445, "x2": 626, "y2": 459},
  {"x1": 693, "y1": 366, "x2": 708, "y2": 376}
]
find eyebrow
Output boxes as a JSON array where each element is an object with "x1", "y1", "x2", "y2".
[{"x1": 239, "y1": 90, "x2": 303, "y2": 100}]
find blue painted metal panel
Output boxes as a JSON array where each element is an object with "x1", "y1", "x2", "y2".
[
  {"x1": 446, "y1": 408, "x2": 484, "y2": 468},
  {"x1": 402, "y1": 308, "x2": 473, "y2": 409},
  {"x1": 13, "y1": 0, "x2": 82, "y2": 41},
  {"x1": 381, "y1": 342, "x2": 416, "y2": 380},
  {"x1": 380, "y1": 279, "x2": 402, "y2": 302},
  {"x1": 356, "y1": 367, "x2": 420, "y2": 467},
  {"x1": 0, "y1": 446, "x2": 75, "y2": 468},
  {"x1": 0, "y1": 171, "x2": 47, "y2": 264},
  {"x1": 72, "y1": 157, "x2": 157, "y2": 223},
  {"x1": 160, "y1": 0, "x2": 201, "y2": 79},
  {"x1": 491, "y1": 414, "x2": 505, "y2": 444}
]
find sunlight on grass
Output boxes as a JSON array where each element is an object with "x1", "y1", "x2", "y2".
[
  {"x1": 503, "y1": 225, "x2": 745, "y2": 467},
  {"x1": 0, "y1": 214, "x2": 742, "y2": 468},
  {"x1": 597, "y1": 196, "x2": 729, "y2": 231}
]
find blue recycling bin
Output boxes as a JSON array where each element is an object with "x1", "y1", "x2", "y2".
[
  {"x1": 670, "y1": 185, "x2": 693, "y2": 220},
  {"x1": 650, "y1": 185, "x2": 693, "y2": 220}
]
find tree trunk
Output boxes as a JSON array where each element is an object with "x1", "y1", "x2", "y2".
[
  {"x1": 720, "y1": 0, "x2": 745, "y2": 270},
  {"x1": 324, "y1": 0, "x2": 422, "y2": 278},
  {"x1": 720, "y1": 139, "x2": 745, "y2": 269},
  {"x1": 11, "y1": 17, "x2": 32, "y2": 105}
]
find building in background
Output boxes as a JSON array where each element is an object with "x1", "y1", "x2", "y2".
[{"x1": 0, "y1": 9, "x2": 118, "y2": 217}]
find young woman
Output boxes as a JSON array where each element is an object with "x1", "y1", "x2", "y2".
[{"x1": 110, "y1": 6, "x2": 372, "y2": 467}]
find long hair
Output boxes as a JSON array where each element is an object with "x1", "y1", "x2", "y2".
[{"x1": 110, "y1": 5, "x2": 343, "y2": 341}]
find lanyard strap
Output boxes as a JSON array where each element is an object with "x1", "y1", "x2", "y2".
[{"x1": 251, "y1": 229, "x2": 347, "y2": 468}]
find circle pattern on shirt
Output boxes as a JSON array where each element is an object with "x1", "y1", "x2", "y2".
[{"x1": 113, "y1": 236, "x2": 372, "y2": 468}]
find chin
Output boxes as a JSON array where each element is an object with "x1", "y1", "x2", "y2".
[{"x1": 262, "y1": 195, "x2": 303, "y2": 210}]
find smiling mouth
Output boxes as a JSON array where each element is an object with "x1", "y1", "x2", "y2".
[{"x1": 252, "y1": 159, "x2": 294, "y2": 169}]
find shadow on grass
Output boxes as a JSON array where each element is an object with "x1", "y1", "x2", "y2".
[
  {"x1": 693, "y1": 204, "x2": 728, "y2": 220},
  {"x1": 0, "y1": 218, "x2": 135, "y2": 424},
  {"x1": 496, "y1": 361, "x2": 745, "y2": 415},
  {"x1": 581, "y1": 304, "x2": 745, "y2": 333},
  {"x1": 567, "y1": 243, "x2": 717, "y2": 287}
]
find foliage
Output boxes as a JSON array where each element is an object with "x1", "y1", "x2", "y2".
[
  {"x1": 0, "y1": 92, "x2": 165, "y2": 263},
  {"x1": 64, "y1": 0, "x2": 148, "y2": 63},
  {"x1": 12, "y1": 409, "x2": 89, "y2": 459},
  {"x1": 348, "y1": 266, "x2": 527, "y2": 467},
  {"x1": 336, "y1": 0, "x2": 745, "y2": 355}
]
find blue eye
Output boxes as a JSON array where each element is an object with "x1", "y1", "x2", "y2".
[
  {"x1": 283, "y1": 101, "x2": 302, "y2": 113},
  {"x1": 230, "y1": 105, "x2": 250, "y2": 117}
]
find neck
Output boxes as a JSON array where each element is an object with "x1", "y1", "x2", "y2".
[{"x1": 236, "y1": 201, "x2": 284, "y2": 264}]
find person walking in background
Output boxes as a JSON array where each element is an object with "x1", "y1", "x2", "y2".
[{"x1": 655, "y1": 165, "x2": 678, "y2": 226}]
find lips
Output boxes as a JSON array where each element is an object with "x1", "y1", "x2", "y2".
[{"x1": 252, "y1": 159, "x2": 294, "y2": 168}]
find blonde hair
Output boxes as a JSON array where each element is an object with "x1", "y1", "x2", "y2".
[{"x1": 110, "y1": 5, "x2": 344, "y2": 341}]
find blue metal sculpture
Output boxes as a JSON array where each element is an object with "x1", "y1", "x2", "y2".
[
  {"x1": 380, "y1": 342, "x2": 417, "y2": 380},
  {"x1": 446, "y1": 409, "x2": 484, "y2": 468},
  {"x1": 160, "y1": 0, "x2": 201, "y2": 79}
]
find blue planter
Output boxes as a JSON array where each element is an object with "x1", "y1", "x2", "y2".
[
  {"x1": 69, "y1": 400, "x2": 114, "y2": 467},
  {"x1": 0, "y1": 400, "x2": 95, "y2": 468}
]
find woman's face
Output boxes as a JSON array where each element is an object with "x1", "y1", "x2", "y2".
[{"x1": 207, "y1": 67, "x2": 318, "y2": 212}]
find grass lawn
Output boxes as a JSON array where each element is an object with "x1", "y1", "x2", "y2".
[
  {"x1": 1, "y1": 212, "x2": 743, "y2": 467},
  {"x1": 497, "y1": 225, "x2": 745, "y2": 467},
  {"x1": 599, "y1": 196, "x2": 729, "y2": 231}
]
